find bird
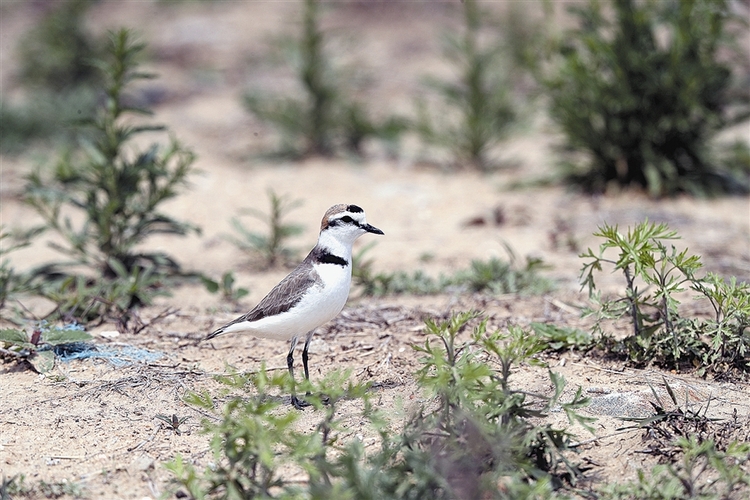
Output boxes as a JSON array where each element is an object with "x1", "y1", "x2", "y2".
[{"x1": 205, "y1": 204, "x2": 383, "y2": 408}]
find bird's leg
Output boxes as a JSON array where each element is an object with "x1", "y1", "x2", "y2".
[
  {"x1": 302, "y1": 331, "x2": 329, "y2": 405},
  {"x1": 287, "y1": 336, "x2": 309, "y2": 409},
  {"x1": 302, "y1": 331, "x2": 313, "y2": 382}
]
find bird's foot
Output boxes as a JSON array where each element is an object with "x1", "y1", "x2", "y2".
[{"x1": 291, "y1": 395, "x2": 311, "y2": 410}]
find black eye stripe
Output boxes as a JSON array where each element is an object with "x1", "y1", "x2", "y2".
[{"x1": 341, "y1": 216, "x2": 354, "y2": 223}]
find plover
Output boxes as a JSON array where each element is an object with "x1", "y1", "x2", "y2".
[{"x1": 205, "y1": 204, "x2": 383, "y2": 408}]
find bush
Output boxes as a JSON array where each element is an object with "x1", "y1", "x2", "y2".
[
  {"x1": 544, "y1": 0, "x2": 750, "y2": 196},
  {"x1": 166, "y1": 312, "x2": 592, "y2": 498},
  {"x1": 1, "y1": 0, "x2": 101, "y2": 154},
  {"x1": 244, "y1": 0, "x2": 405, "y2": 158},
  {"x1": 416, "y1": 0, "x2": 516, "y2": 171},
  {"x1": 23, "y1": 29, "x2": 198, "y2": 324},
  {"x1": 17, "y1": 0, "x2": 100, "y2": 91},
  {"x1": 581, "y1": 220, "x2": 750, "y2": 376}
]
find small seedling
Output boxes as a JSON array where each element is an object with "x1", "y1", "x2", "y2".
[
  {"x1": 227, "y1": 190, "x2": 304, "y2": 269},
  {"x1": 156, "y1": 414, "x2": 190, "y2": 435},
  {"x1": 201, "y1": 271, "x2": 249, "y2": 304},
  {"x1": 531, "y1": 322, "x2": 593, "y2": 352}
]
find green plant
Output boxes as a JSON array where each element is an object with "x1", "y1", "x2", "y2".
[
  {"x1": 600, "y1": 437, "x2": 750, "y2": 499},
  {"x1": 416, "y1": 0, "x2": 515, "y2": 170},
  {"x1": 2, "y1": 0, "x2": 100, "y2": 154},
  {"x1": 544, "y1": 0, "x2": 750, "y2": 196},
  {"x1": 201, "y1": 271, "x2": 250, "y2": 304},
  {"x1": 353, "y1": 243, "x2": 552, "y2": 297},
  {"x1": 531, "y1": 323, "x2": 593, "y2": 352},
  {"x1": 166, "y1": 313, "x2": 592, "y2": 498},
  {"x1": 156, "y1": 414, "x2": 190, "y2": 435},
  {"x1": 25, "y1": 29, "x2": 198, "y2": 278},
  {"x1": 0, "y1": 323, "x2": 92, "y2": 373},
  {"x1": 33, "y1": 260, "x2": 169, "y2": 325},
  {"x1": 165, "y1": 367, "x2": 369, "y2": 499},
  {"x1": 244, "y1": 0, "x2": 405, "y2": 158},
  {"x1": 0, "y1": 474, "x2": 86, "y2": 499},
  {"x1": 580, "y1": 220, "x2": 750, "y2": 375},
  {"x1": 23, "y1": 29, "x2": 198, "y2": 323},
  {"x1": 227, "y1": 190, "x2": 304, "y2": 269}
]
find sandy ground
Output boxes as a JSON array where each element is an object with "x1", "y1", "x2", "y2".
[{"x1": 1, "y1": 2, "x2": 750, "y2": 499}]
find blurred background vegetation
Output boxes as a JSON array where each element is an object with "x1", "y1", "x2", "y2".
[{"x1": 0, "y1": 0, "x2": 748, "y2": 321}]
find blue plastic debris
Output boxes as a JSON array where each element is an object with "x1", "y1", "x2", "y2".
[{"x1": 53, "y1": 343, "x2": 164, "y2": 367}]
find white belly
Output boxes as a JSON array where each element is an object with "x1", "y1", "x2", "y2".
[{"x1": 223, "y1": 264, "x2": 351, "y2": 340}]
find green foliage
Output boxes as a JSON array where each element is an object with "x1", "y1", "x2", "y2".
[
  {"x1": 416, "y1": 0, "x2": 515, "y2": 170},
  {"x1": 33, "y1": 260, "x2": 170, "y2": 324},
  {"x1": 244, "y1": 0, "x2": 406, "y2": 158},
  {"x1": 22, "y1": 29, "x2": 198, "y2": 323},
  {"x1": 166, "y1": 313, "x2": 592, "y2": 498},
  {"x1": 353, "y1": 244, "x2": 552, "y2": 297},
  {"x1": 531, "y1": 323, "x2": 593, "y2": 352},
  {"x1": 227, "y1": 190, "x2": 304, "y2": 269},
  {"x1": 0, "y1": 474, "x2": 86, "y2": 499},
  {"x1": 2, "y1": 0, "x2": 100, "y2": 154},
  {"x1": 201, "y1": 271, "x2": 250, "y2": 304},
  {"x1": 0, "y1": 323, "x2": 92, "y2": 373},
  {"x1": 18, "y1": 0, "x2": 100, "y2": 91},
  {"x1": 581, "y1": 220, "x2": 750, "y2": 375},
  {"x1": 544, "y1": 0, "x2": 750, "y2": 196},
  {"x1": 600, "y1": 437, "x2": 750, "y2": 499}
]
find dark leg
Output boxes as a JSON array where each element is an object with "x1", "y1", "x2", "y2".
[
  {"x1": 302, "y1": 333, "x2": 312, "y2": 382},
  {"x1": 287, "y1": 337, "x2": 309, "y2": 409},
  {"x1": 302, "y1": 332, "x2": 329, "y2": 405}
]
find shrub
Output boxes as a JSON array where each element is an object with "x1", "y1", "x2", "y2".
[
  {"x1": 243, "y1": 0, "x2": 405, "y2": 158},
  {"x1": 544, "y1": 0, "x2": 750, "y2": 196},
  {"x1": 166, "y1": 312, "x2": 592, "y2": 498},
  {"x1": 23, "y1": 29, "x2": 198, "y2": 323},
  {"x1": 416, "y1": 0, "x2": 516, "y2": 170},
  {"x1": 581, "y1": 220, "x2": 750, "y2": 375},
  {"x1": 24, "y1": 29, "x2": 197, "y2": 277},
  {"x1": 1, "y1": 0, "x2": 101, "y2": 154}
]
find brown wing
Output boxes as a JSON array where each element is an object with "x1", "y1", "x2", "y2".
[{"x1": 206, "y1": 259, "x2": 320, "y2": 339}]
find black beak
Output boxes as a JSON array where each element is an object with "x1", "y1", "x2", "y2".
[{"x1": 363, "y1": 223, "x2": 384, "y2": 235}]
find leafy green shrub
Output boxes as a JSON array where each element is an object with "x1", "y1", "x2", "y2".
[
  {"x1": 34, "y1": 260, "x2": 170, "y2": 325},
  {"x1": 600, "y1": 437, "x2": 750, "y2": 499},
  {"x1": 0, "y1": 323, "x2": 92, "y2": 373},
  {"x1": 416, "y1": 0, "x2": 516, "y2": 170},
  {"x1": 23, "y1": 29, "x2": 198, "y2": 323},
  {"x1": 166, "y1": 312, "x2": 592, "y2": 498},
  {"x1": 544, "y1": 0, "x2": 750, "y2": 196},
  {"x1": 581, "y1": 220, "x2": 750, "y2": 375},
  {"x1": 226, "y1": 190, "x2": 304, "y2": 269},
  {"x1": 18, "y1": 0, "x2": 100, "y2": 91},
  {"x1": 1, "y1": 0, "x2": 101, "y2": 154},
  {"x1": 244, "y1": 0, "x2": 406, "y2": 158}
]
